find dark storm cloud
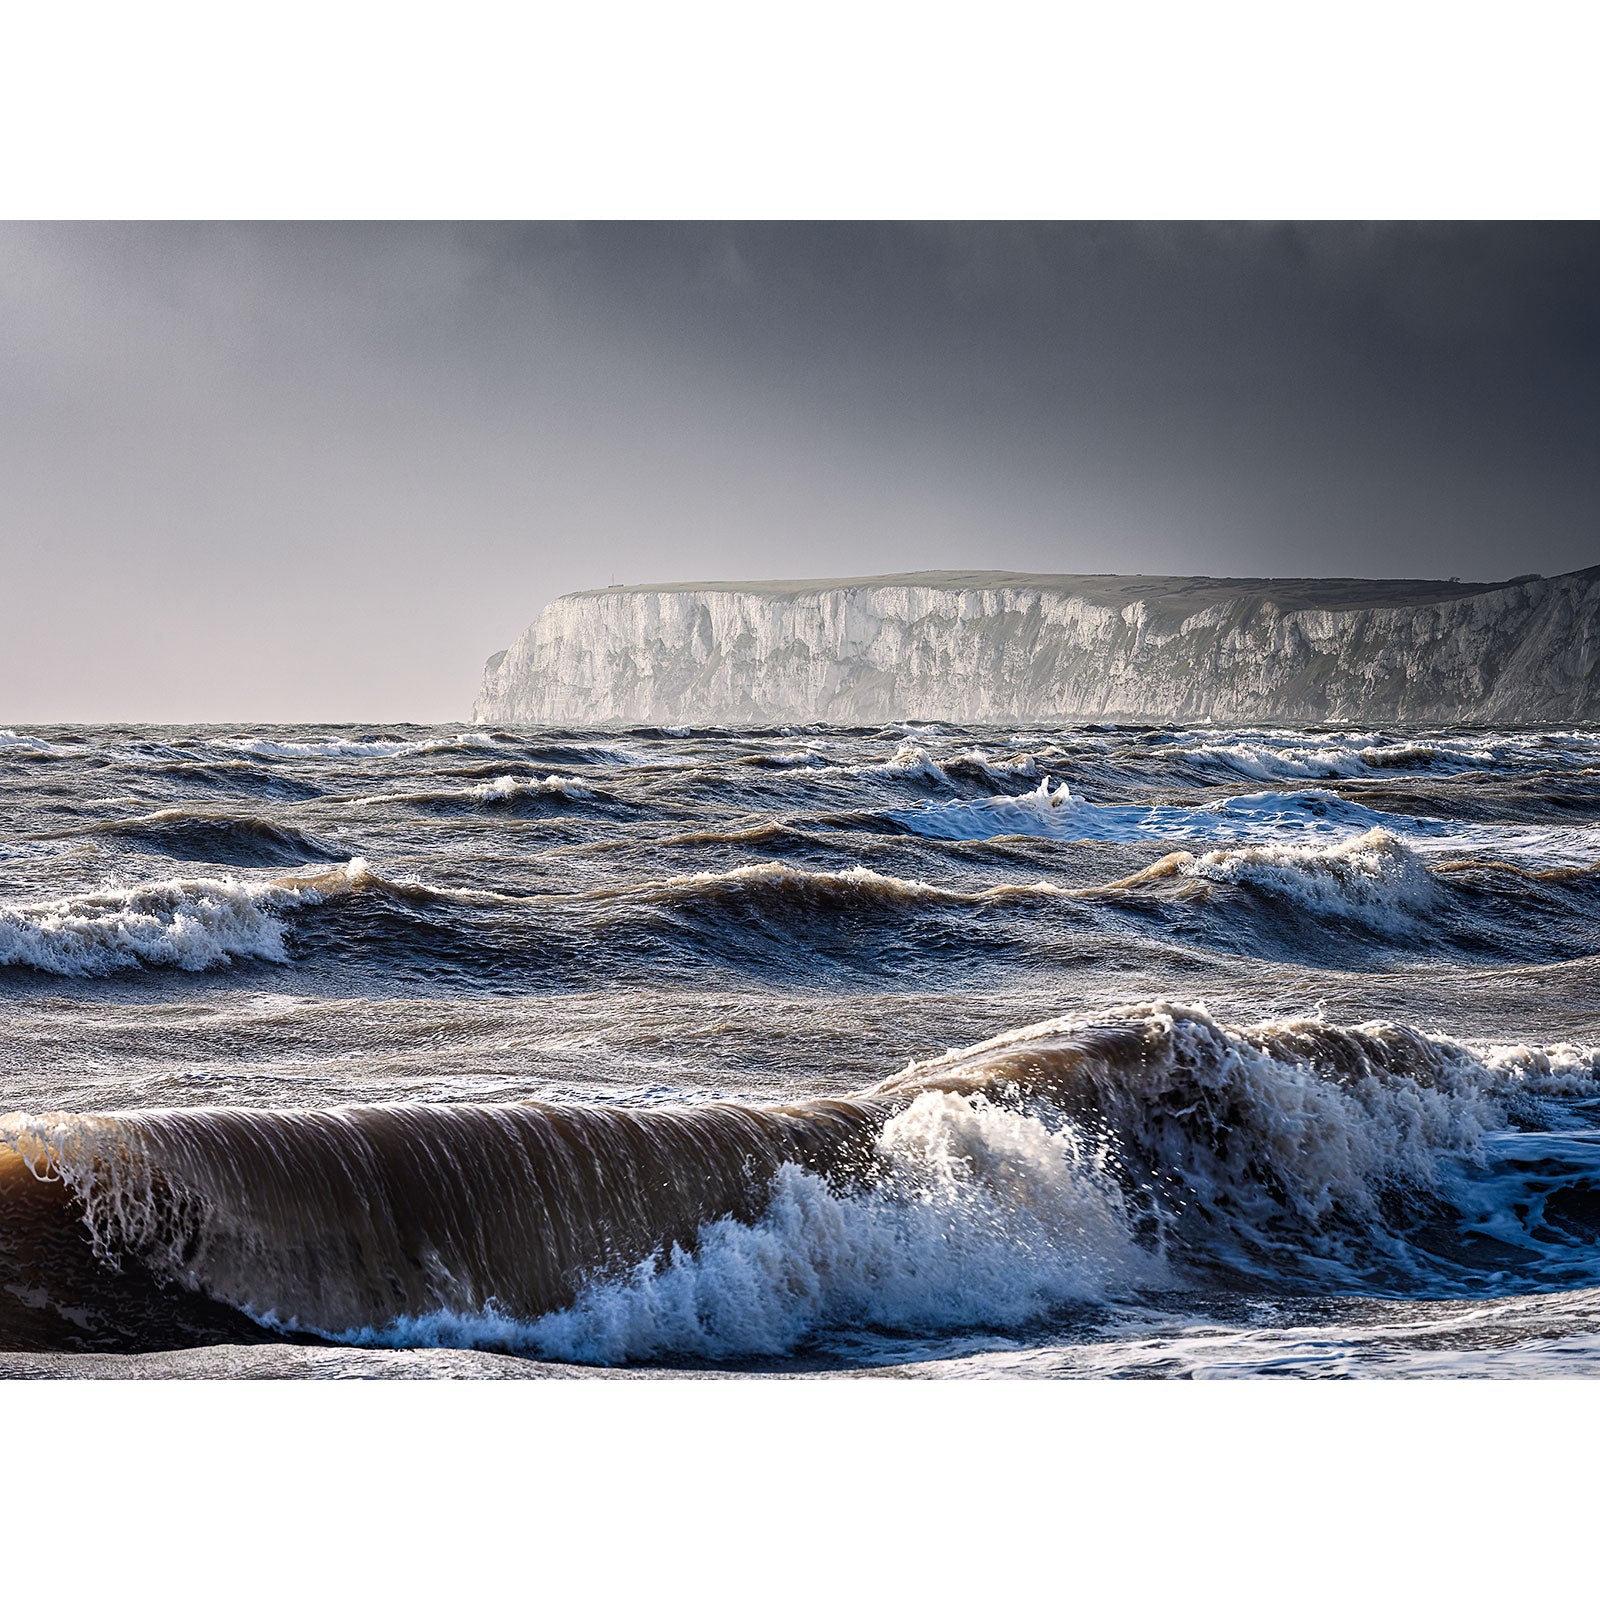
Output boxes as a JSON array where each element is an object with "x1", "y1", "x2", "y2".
[{"x1": 1, "y1": 221, "x2": 1595, "y2": 720}]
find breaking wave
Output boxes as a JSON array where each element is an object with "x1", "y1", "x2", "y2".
[
  {"x1": 0, "y1": 873, "x2": 325, "y2": 976},
  {"x1": 1182, "y1": 731, "x2": 1600, "y2": 781},
  {"x1": 221, "y1": 732, "x2": 502, "y2": 760},
  {"x1": 0, "y1": 1096, "x2": 886, "y2": 1350},
  {"x1": 846, "y1": 740, "x2": 1044, "y2": 786},
  {"x1": 1184, "y1": 739, "x2": 1429, "y2": 780},
  {"x1": 468, "y1": 774, "x2": 594, "y2": 803},
  {"x1": 872, "y1": 740, "x2": 949, "y2": 781},
  {"x1": 9, "y1": 835, "x2": 1582, "y2": 991},
  {"x1": 942, "y1": 748, "x2": 1042, "y2": 782},
  {"x1": 891, "y1": 778, "x2": 1600, "y2": 867},
  {"x1": 349, "y1": 774, "x2": 597, "y2": 810},
  {"x1": 5, "y1": 1004, "x2": 1600, "y2": 1359},
  {"x1": 893, "y1": 778, "x2": 1397, "y2": 844},
  {"x1": 738, "y1": 747, "x2": 828, "y2": 769},
  {"x1": 1101, "y1": 828, "x2": 1439, "y2": 926},
  {"x1": 459, "y1": 1094, "x2": 1146, "y2": 1363}
]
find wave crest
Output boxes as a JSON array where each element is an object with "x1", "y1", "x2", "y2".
[
  {"x1": 506, "y1": 1092, "x2": 1147, "y2": 1363},
  {"x1": 75, "y1": 809, "x2": 346, "y2": 868},
  {"x1": 350, "y1": 773, "x2": 596, "y2": 809},
  {"x1": 1099, "y1": 828, "x2": 1438, "y2": 924},
  {"x1": 8, "y1": 1003, "x2": 1599, "y2": 1358},
  {"x1": 0, "y1": 873, "x2": 326, "y2": 976}
]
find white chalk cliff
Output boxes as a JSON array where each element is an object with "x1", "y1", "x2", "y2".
[{"x1": 474, "y1": 567, "x2": 1600, "y2": 726}]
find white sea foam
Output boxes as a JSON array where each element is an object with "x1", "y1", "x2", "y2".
[
  {"x1": 348, "y1": 773, "x2": 594, "y2": 808},
  {"x1": 854, "y1": 741, "x2": 1045, "y2": 785},
  {"x1": 894, "y1": 779, "x2": 1370, "y2": 844},
  {"x1": 320, "y1": 1003, "x2": 1600, "y2": 1361},
  {"x1": 1184, "y1": 740, "x2": 1379, "y2": 780},
  {"x1": 875, "y1": 1291, "x2": 1600, "y2": 1377},
  {"x1": 747, "y1": 746, "x2": 828, "y2": 768},
  {"x1": 0, "y1": 873, "x2": 328, "y2": 976},
  {"x1": 894, "y1": 778, "x2": 1600, "y2": 868},
  {"x1": 1181, "y1": 728, "x2": 1600, "y2": 779},
  {"x1": 1171, "y1": 827, "x2": 1440, "y2": 925},
  {"x1": 346, "y1": 1091, "x2": 1157, "y2": 1362},
  {"x1": 885, "y1": 1003, "x2": 1600, "y2": 1295},
  {"x1": 221, "y1": 732, "x2": 500, "y2": 760},
  {"x1": 20, "y1": 1000, "x2": 1600, "y2": 1363},
  {"x1": 468, "y1": 774, "x2": 593, "y2": 802},
  {"x1": 873, "y1": 740, "x2": 949, "y2": 781},
  {"x1": 944, "y1": 747, "x2": 1042, "y2": 781}
]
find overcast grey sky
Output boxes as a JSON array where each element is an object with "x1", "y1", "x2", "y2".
[{"x1": 3, "y1": 221, "x2": 1596, "y2": 722}]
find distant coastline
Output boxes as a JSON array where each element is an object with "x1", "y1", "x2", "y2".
[{"x1": 475, "y1": 566, "x2": 1600, "y2": 726}]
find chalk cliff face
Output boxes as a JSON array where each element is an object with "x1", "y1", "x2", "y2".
[{"x1": 473, "y1": 568, "x2": 1600, "y2": 726}]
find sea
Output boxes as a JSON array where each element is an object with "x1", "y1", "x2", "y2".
[{"x1": 4, "y1": 720, "x2": 1600, "y2": 1379}]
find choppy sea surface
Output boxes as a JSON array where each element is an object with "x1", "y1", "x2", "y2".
[{"x1": 5, "y1": 720, "x2": 1600, "y2": 1379}]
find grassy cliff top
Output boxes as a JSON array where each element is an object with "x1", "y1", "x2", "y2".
[{"x1": 564, "y1": 567, "x2": 1594, "y2": 618}]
